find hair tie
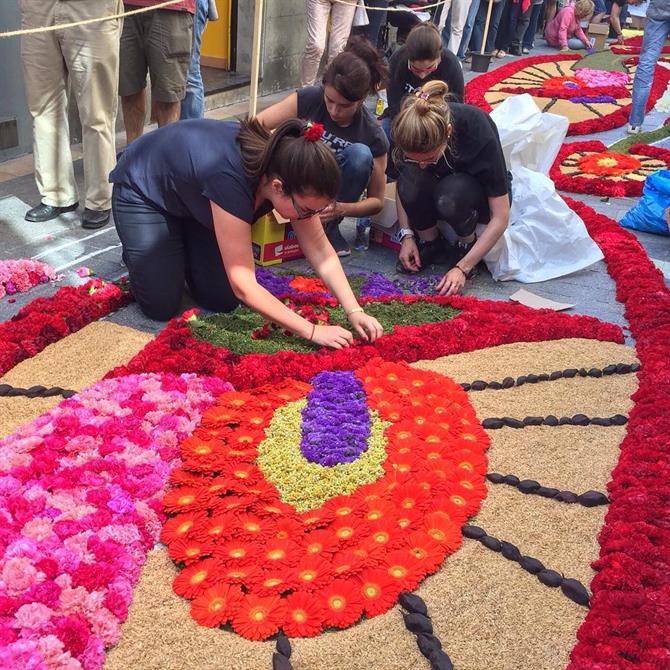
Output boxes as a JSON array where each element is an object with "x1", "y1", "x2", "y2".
[
  {"x1": 417, "y1": 91, "x2": 431, "y2": 101},
  {"x1": 303, "y1": 122, "x2": 325, "y2": 142}
]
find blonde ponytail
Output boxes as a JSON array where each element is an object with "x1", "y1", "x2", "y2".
[{"x1": 391, "y1": 80, "x2": 452, "y2": 158}]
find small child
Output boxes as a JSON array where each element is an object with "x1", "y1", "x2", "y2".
[{"x1": 544, "y1": 0, "x2": 594, "y2": 51}]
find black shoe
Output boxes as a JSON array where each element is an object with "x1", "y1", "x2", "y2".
[
  {"x1": 325, "y1": 220, "x2": 351, "y2": 257},
  {"x1": 509, "y1": 44, "x2": 522, "y2": 56},
  {"x1": 395, "y1": 236, "x2": 448, "y2": 274},
  {"x1": 82, "y1": 208, "x2": 111, "y2": 229},
  {"x1": 25, "y1": 202, "x2": 78, "y2": 222}
]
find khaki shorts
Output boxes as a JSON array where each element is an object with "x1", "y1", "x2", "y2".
[{"x1": 119, "y1": 9, "x2": 193, "y2": 103}]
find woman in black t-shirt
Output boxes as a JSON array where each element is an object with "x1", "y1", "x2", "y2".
[
  {"x1": 385, "y1": 22, "x2": 465, "y2": 136},
  {"x1": 258, "y1": 37, "x2": 389, "y2": 257},
  {"x1": 391, "y1": 80, "x2": 510, "y2": 296},
  {"x1": 109, "y1": 118, "x2": 382, "y2": 347}
]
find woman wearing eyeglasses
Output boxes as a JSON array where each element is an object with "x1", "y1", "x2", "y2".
[
  {"x1": 257, "y1": 37, "x2": 389, "y2": 257},
  {"x1": 110, "y1": 118, "x2": 383, "y2": 348},
  {"x1": 385, "y1": 22, "x2": 464, "y2": 140},
  {"x1": 392, "y1": 80, "x2": 510, "y2": 296}
]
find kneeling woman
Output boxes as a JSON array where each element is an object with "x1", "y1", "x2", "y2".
[
  {"x1": 110, "y1": 118, "x2": 382, "y2": 348},
  {"x1": 257, "y1": 37, "x2": 388, "y2": 256},
  {"x1": 392, "y1": 80, "x2": 510, "y2": 296}
]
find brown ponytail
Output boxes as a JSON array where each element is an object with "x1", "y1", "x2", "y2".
[
  {"x1": 237, "y1": 117, "x2": 340, "y2": 199},
  {"x1": 406, "y1": 22, "x2": 442, "y2": 62},
  {"x1": 391, "y1": 80, "x2": 452, "y2": 157},
  {"x1": 322, "y1": 35, "x2": 388, "y2": 101}
]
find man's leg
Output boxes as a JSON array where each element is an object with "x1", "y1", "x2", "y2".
[
  {"x1": 629, "y1": 17, "x2": 670, "y2": 128},
  {"x1": 327, "y1": 0, "x2": 357, "y2": 63},
  {"x1": 122, "y1": 92, "x2": 147, "y2": 144},
  {"x1": 119, "y1": 13, "x2": 150, "y2": 143},
  {"x1": 448, "y1": 0, "x2": 474, "y2": 56},
  {"x1": 458, "y1": 0, "x2": 481, "y2": 58},
  {"x1": 300, "y1": 0, "x2": 331, "y2": 87},
  {"x1": 181, "y1": 0, "x2": 209, "y2": 120},
  {"x1": 20, "y1": 0, "x2": 77, "y2": 212}
]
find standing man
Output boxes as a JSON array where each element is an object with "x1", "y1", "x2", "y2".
[
  {"x1": 119, "y1": 0, "x2": 194, "y2": 143},
  {"x1": 21, "y1": 0, "x2": 123, "y2": 228},
  {"x1": 435, "y1": 0, "x2": 475, "y2": 55},
  {"x1": 628, "y1": 0, "x2": 670, "y2": 133},
  {"x1": 301, "y1": 0, "x2": 356, "y2": 87}
]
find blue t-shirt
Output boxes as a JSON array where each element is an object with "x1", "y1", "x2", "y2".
[{"x1": 109, "y1": 119, "x2": 272, "y2": 228}]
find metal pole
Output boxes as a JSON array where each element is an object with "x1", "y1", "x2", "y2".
[{"x1": 249, "y1": 0, "x2": 265, "y2": 116}]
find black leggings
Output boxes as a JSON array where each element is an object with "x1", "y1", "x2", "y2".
[
  {"x1": 112, "y1": 183, "x2": 239, "y2": 321},
  {"x1": 397, "y1": 169, "x2": 489, "y2": 236}
]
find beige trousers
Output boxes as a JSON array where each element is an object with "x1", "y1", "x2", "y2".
[
  {"x1": 300, "y1": 0, "x2": 356, "y2": 87},
  {"x1": 436, "y1": 0, "x2": 474, "y2": 55},
  {"x1": 20, "y1": 0, "x2": 123, "y2": 210}
]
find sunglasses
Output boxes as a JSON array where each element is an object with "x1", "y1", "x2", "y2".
[
  {"x1": 404, "y1": 150, "x2": 446, "y2": 167},
  {"x1": 408, "y1": 60, "x2": 440, "y2": 76},
  {"x1": 291, "y1": 195, "x2": 331, "y2": 220}
]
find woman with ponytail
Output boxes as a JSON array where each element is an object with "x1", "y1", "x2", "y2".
[
  {"x1": 258, "y1": 36, "x2": 389, "y2": 257},
  {"x1": 391, "y1": 80, "x2": 510, "y2": 296},
  {"x1": 109, "y1": 117, "x2": 383, "y2": 347}
]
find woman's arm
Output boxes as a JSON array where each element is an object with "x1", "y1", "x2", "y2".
[
  {"x1": 436, "y1": 193, "x2": 509, "y2": 296},
  {"x1": 211, "y1": 201, "x2": 355, "y2": 348},
  {"x1": 396, "y1": 185, "x2": 421, "y2": 272},
  {"x1": 321, "y1": 154, "x2": 387, "y2": 221},
  {"x1": 292, "y1": 216, "x2": 384, "y2": 342},
  {"x1": 256, "y1": 92, "x2": 299, "y2": 130}
]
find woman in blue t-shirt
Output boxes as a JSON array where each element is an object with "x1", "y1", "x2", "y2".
[
  {"x1": 257, "y1": 37, "x2": 389, "y2": 257},
  {"x1": 109, "y1": 118, "x2": 383, "y2": 348}
]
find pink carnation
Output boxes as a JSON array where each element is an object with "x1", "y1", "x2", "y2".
[
  {"x1": 2, "y1": 557, "x2": 38, "y2": 595},
  {"x1": 15, "y1": 603, "x2": 54, "y2": 629}
]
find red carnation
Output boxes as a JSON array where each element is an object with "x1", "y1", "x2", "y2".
[{"x1": 303, "y1": 122, "x2": 324, "y2": 142}]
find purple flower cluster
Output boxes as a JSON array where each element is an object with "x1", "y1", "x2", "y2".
[
  {"x1": 300, "y1": 371, "x2": 371, "y2": 466},
  {"x1": 570, "y1": 95, "x2": 617, "y2": 104},
  {"x1": 359, "y1": 272, "x2": 401, "y2": 297},
  {"x1": 392, "y1": 274, "x2": 444, "y2": 295},
  {"x1": 255, "y1": 267, "x2": 293, "y2": 295}
]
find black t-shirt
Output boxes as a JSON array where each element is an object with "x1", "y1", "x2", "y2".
[
  {"x1": 109, "y1": 119, "x2": 272, "y2": 228},
  {"x1": 397, "y1": 103, "x2": 509, "y2": 198},
  {"x1": 387, "y1": 47, "x2": 465, "y2": 120},
  {"x1": 296, "y1": 86, "x2": 389, "y2": 158}
]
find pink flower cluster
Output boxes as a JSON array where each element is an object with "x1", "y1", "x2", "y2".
[
  {"x1": 0, "y1": 260, "x2": 56, "y2": 299},
  {"x1": 575, "y1": 68, "x2": 629, "y2": 88},
  {"x1": 0, "y1": 373, "x2": 230, "y2": 669}
]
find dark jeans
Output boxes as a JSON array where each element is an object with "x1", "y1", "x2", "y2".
[
  {"x1": 522, "y1": 1, "x2": 545, "y2": 50},
  {"x1": 496, "y1": 0, "x2": 532, "y2": 51},
  {"x1": 112, "y1": 183, "x2": 239, "y2": 321},
  {"x1": 398, "y1": 169, "x2": 489, "y2": 235},
  {"x1": 471, "y1": 0, "x2": 505, "y2": 53},
  {"x1": 365, "y1": 0, "x2": 389, "y2": 47},
  {"x1": 337, "y1": 143, "x2": 374, "y2": 203}
]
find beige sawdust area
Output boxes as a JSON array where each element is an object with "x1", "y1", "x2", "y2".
[
  {"x1": 0, "y1": 321, "x2": 153, "y2": 437},
  {"x1": 107, "y1": 338, "x2": 636, "y2": 670}
]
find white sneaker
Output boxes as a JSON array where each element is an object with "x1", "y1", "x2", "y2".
[{"x1": 626, "y1": 124, "x2": 643, "y2": 135}]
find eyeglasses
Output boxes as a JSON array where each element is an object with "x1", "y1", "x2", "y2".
[
  {"x1": 404, "y1": 151, "x2": 446, "y2": 167},
  {"x1": 291, "y1": 195, "x2": 331, "y2": 220},
  {"x1": 408, "y1": 60, "x2": 440, "y2": 76}
]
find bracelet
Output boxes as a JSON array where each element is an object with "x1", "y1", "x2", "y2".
[
  {"x1": 346, "y1": 307, "x2": 365, "y2": 317},
  {"x1": 309, "y1": 323, "x2": 318, "y2": 341},
  {"x1": 455, "y1": 264, "x2": 468, "y2": 278}
]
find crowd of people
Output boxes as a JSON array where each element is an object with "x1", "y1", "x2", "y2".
[{"x1": 16, "y1": 0, "x2": 670, "y2": 349}]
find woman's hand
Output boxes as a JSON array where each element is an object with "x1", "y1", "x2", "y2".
[
  {"x1": 436, "y1": 267, "x2": 466, "y2": 296},
  {"x1": 319, "y1": 202, "x2": 345, "y2": 223},
  {"x1": 399, "y1": 236, "x2": 421, "y2": 272},
  {"x1": 310, "y1": 324, "x2": 354, "y2": 349},
  {"x1": 348, "y1": 311, "x2": 384, "y2": 343}
]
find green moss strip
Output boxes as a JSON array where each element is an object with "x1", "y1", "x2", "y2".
[
  {"x1": 608, "y1": 123, "x2": 670, "y2": 154},
  {"x1": 189, "y1": 300, "x2": 459, "y2": 355}
]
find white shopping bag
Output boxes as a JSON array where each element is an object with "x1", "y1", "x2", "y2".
[
  {"x1": 490, "y1": 94, "x2": 568, "y2": 175},
  {"x1": 483, "y1": 167, "x2": 603, "y2": 282},
  {"x1": 353, "y1": 0, "x2": 369, "y2": 26}
]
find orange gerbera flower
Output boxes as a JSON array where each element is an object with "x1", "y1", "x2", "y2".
[
  {"x1": 393, "y1": 482, "x2": 429, "y2": 512},
  {"x1": 321, "y1": 578, "x2": 364, "y2": 628},
  {"x1": 224, "y1": 462, "x2": 262, "y2": 488},
  {"x1": 168, "y1": 470, "x2": 208, "y2": 488},
  {"x1": 167, "y1": 537, "x2": 216, "y2": 566},
  {"x1": 212, "y1": 492, "x2": 254, "y2": 514},
  {"x1": 295, "y1": 555, "x2": 334, "y2": 591},
  {"x1": 163, "y1": 487, "x2": 206, "y2": 514},
  {"x1": 269, "y1": 379, "x2": 312, "y2": 403},
  {"x1": 289, "y1": 275, "x2": 329, "y2": 294},
  {"x1": 199, "y1": 513, "x2": 236, "y2": 541},
  {"x1": 220, "y1": 563, "x2": 260, "y2": 586},
  {"x1": 160, "y1": 511, "x2": 207, "y2": 545},
  {"x1": 281, "y1": 591, "x2": 326, "y2": 637},
  {"x1": 357, "y1": 568, "x2": 400, "y2": 617},
  {"x1": 428, "y1": 458, "x2": 460, "y2": 482},
  {"x1": 190, "y1": 583, "x2": 243, "y2": 628},
  {"x1": 216, "y1": 538, "x2": 259, "y2": 565},
  {"x1": 246, "y1": 479, "x2": 283, "y2": 503},
  {"x1": 230, "y1": 593, "x2": 285, "y2": 640},
  {"x1": 395, "y1": 506, "x2": 421, "y2": 533},
  {"x1": 322, "y1": 494, "x2": 364, "y2": 520},
  {"x1": 453, "y1": 451, "x2": 488, "y2": 476},
  {"x1": 253, "y1": 569, "x2": 296, "y2": 596},
  {"x1": 367, "y1": 518, "x2": 399, "y2": 548},
  {"x1": 235, "y1": 513, "x2": 274, "y2": 540},
  {"x1": 331, "y1": 517, "x2": 368, "y2": 545},
  {"x1": 403, "y1": 530, "x2": 445, "y2": 574},
  {"x1": 252, "y1": 499, "x2": 294, "y2": 519},
  {"x1": 383, "y1": 550, "x2": 423, "y2": 592},
  {"x1": 363, "y1": 499, "x2": 395, "y2": 523},
  {"x1": 331, "y1": 548, "x2": 367, "y2": 578},
  {"x1": 201, "y1": 405, "x2": 242, "y2": 425},
  {"x1": 262, "y1": 539, "x2": 299, "y2": 567},
  {"x1": 220, "y1": 391, "x2": 256, "y2": 409},
  {"x1": 300, "y1": 507, "x2": 335, "y2": 531},
  {"x1": 303, "y1": 529, "x2": 339, "y2": 557},
  {"x1": 172, "y1": 558, "x2": 221, "y2": 598},
  {"x1": 273, "y1": 518, "x2": 303, "y2": 541},
  {"x1": 422, "y1": 512, "x2": 462, "y2": 550}
]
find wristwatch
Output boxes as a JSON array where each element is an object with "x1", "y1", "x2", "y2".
[{"x1": 398, "y1": 228, "x2": 415, "y2": 242}]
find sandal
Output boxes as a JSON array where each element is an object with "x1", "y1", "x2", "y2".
[{"x1": 495, "y1": 50, "x2": 507, "y2": 58}]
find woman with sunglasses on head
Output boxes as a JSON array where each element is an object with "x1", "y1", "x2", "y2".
[
  {"x1": 384, "y1": 22, "x2": 464, "y2": 140},
  {"x1": 257, "y1": 36, "x2": 388, "y2": 257},
  {"x1": 110, "y1": 118, "x2": 383, "y2": 348},
  {"x1": 392, "y1": 80, "x2": 510, "y2": 296}
]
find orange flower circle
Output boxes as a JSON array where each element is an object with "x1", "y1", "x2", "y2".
[{"x1": 578, "y1": 151, "x2": 642, "y2": 177}]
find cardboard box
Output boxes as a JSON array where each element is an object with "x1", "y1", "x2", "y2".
[
  {"x1": 629, "y1": 15, "x2": 646, "y2": 29},
  {"x1": 251, "y1": 211, "x2": 304, "y2": 266},
  {"x1": 371, "y1": 181, "x2": 398, "y2": 230},
  {"x1": 370, "y1": 221, "x2": 402, "y2": 251},
  {"x1": 588, "y1": 23, "x2": 609, "y2": 51}
]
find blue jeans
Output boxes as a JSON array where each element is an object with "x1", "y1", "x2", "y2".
[
  {"x1": 629, "y1": 16, "x2": 670, "y2": 127},
  {"x1": 458, "y1": 0, "x2": 481, "y2": 58},
  {"x1": 337, "y1": 143, "x2": 374, "y2": 203},
  {"x1": 471, "y1": 0, "x2": 505, "y2": 53},
  {"x1": 180, "y1": 0, "x2": 208, "y2": 120},
  {"x1": 366, "y1": 0, "x2": 389, "y2": 47},
  {"x1": 522, "y1": 1, "x2": 544, "y2": 50}
]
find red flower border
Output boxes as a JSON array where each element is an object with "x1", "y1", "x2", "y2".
[
  {"x1": 464, "y1": 53, "x2": 670, "y2": 136},
  {"x1": 550, "y1": 140, "x2": 670, "y2": 197},
  {"x1": 0, "y1": 279, "x2": 131, "y2": 377}
]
